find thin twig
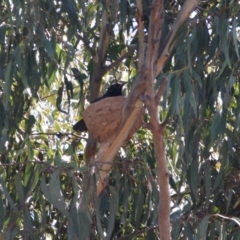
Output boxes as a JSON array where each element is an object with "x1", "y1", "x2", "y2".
[
  {"x1": 77, "y1": 33, "x2": 95, "y2": 57},
  {"x1": 116, "y1": 226, "x2": 158, "y2": 240},
  {"x1": 30, "y1": 132, "x2": 85, "y2": 139},
  {"x1": 0, "y1": 160, "x2": 56, "y2": 168},
  {"x1": 154, "y1": 0, "x2": 200, "y2": 76},
  {"x1": 40, "y1": 85, "x2": 80, "y2": 101},
  {"x1": 102, "y1": 47, "x2": 135, "y2": 74}
]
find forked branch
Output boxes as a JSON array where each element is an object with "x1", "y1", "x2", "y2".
[{"x1": 94, "y1": 1, "x2": 200, "y2": 239}]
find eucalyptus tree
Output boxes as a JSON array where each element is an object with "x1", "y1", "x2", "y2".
[{"x1": 0, "y1": 0, "x2": 240, "y2": 239}]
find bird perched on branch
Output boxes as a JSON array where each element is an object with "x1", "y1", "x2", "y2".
[{"x1": 73, "y1": 82, "x2": 126, "y2": 132}]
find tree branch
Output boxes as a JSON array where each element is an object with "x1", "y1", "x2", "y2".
[
  {"x1": 154, "y1": 0, "x2": 200, "y2": 76},
  {"x1": 93, "y1": 4, "x2": 200, "y2": 239},
  {"x1": 77, "y1": 33, "x2": 95, "y2": 57},
  {"x1": 142, "y1": 80, "x2": 169, "y2": 240},
  {"x1": 102, "y1": 47, "x2": 135, "y2": 75},
  {"x1": 146, "y1": 0, "x2": 164, "y2": 64},
  {"x1": 98, "y1": 0, "x2": 112, "y2": 63},
  {"x1": 136, "y1": 0, "x2": 145, "y2": 69},
  {"x1": 140, "y1": 2, "x2": 171, "y2": 238}
]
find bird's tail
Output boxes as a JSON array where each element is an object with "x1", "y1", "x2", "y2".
[{"x1": 73, "y1": 119, "x2": 88, "y2": 132}]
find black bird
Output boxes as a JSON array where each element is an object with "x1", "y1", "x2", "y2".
[{"x1": 73, "y1": 82, "x2": 126, "y2": 132}]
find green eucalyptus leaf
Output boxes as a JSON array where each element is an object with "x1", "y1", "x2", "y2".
[
  {"x1": 40, "y1": 170, "x2": 67, "y2": 216},
  {"x1": 212, "y1": 167, "x2": 223, "y2": 193},
  {"x1": 226, "y1": 189, "x2": 233, "y2": 214},
  {"x1": 211, "y1": 111, "x2": 226, "y2": 141},
  {"x1": 0, "y1": 178, "x2": 18, "y2": 213},
  {"x1": 56, "y1": 83, "x2": 68, "y2": 114},
  {"x1": 197, "y1": 215, "x2": 210, "y2": 240},
  {"x1": 134, "y1": 186, "x2": 145, "y2": 229},
  {"x1": 203, "y1": 160, "x2": 211, "y2": 206},
  {"x1": 96, "y1": 196, "x2": 106, "y2": 239},
  {"x1": 232, "y1": 17, "x2": 240, "y2": 59},
  {"x1": 15, "y1": 172, "x2": 25, "y2": 205},
  {"x1": 172, "y1": 221, "x2": 182, "y2": 240},
  {"x1": 119, "y1": 0, "x2": 127, "y2": 25},
  {"x1": 0, "y1": 23, "x2": 6, "y2": 44},
  {"x1": 68, "y1": 201, "x2": 92, "y2": 240},
  {"x1": 0, "y1": 102, "x2": 5, "y2": 134},
  {"x1": 169, "y1": 75, "x2": 180, "y2": 117},
  {"x1": 43, "y1": 39, "x2": 55, "y2": 59},
  {"x1": 0, "y1": 192, "x2": 4, "y2": 231},
  {"x1": 187, "y1": 158, "x2": 199, "y2": 203},
  {"x1": 4, "y1": 60, "x2": 13, "y2": 104},
  {"x1": 106, "y1": 186, "x2": 118, "y2": 240},
  {"x1": 183, "y1": 70, "x2": 197, "y2": 116},
  {"x1": 24, "y1": 163, "x2": 34, "y2": 191}
]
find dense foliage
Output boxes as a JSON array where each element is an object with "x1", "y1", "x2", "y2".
[{"x1": 0, "y1": 0, "x2": 240, "y2": 239}]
